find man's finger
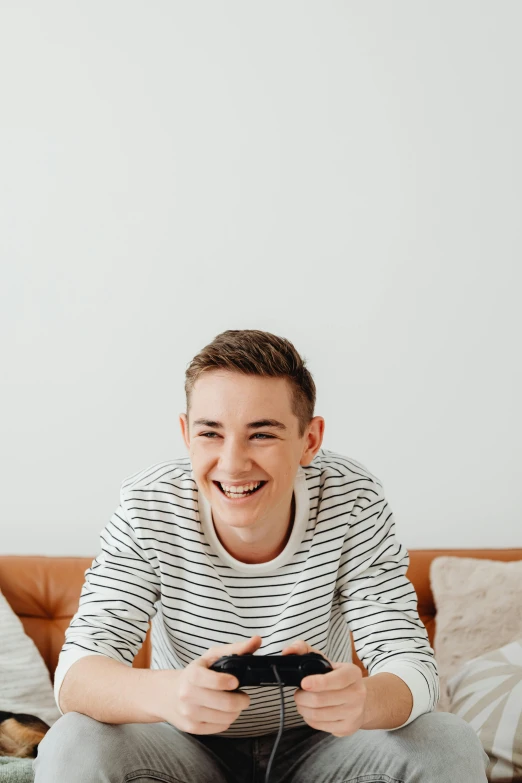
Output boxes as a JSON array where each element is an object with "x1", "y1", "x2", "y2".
[
  {"x1": 297, "y1": 703, "x2": 355, "y2": 723},
  {"x1": 200, "y1": 635, "x2": 263, "y2": 667},
  {"x1": 295, "y1": 688, "x2": 349, "y2": 708},
  {"x1": 187, "y1": 664, "x2": 240, "y2": 691},
  {"x1": 281, "y1": 641, "x2": 333, "y2": 669},
  {"x1": 281, "y1": 639, "x2": 310, "y2": 655},
  {"x1": 301, "y1": 662, "x2": 361, "y2": 691},
  {"x1": 195, "y1": 684, "x2": 250, "y2": 713}
]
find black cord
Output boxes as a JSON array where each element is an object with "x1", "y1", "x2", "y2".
[{"x1": 265, "y1": 665, "x2": 285, "y2": 783}]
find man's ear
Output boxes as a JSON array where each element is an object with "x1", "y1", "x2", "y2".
[
  {"x1": 179, "y1": 413, "x2": 190, "y2": 450},
  {"x1": 300, "y1": 416, "x2": 325, "y2": 466}
]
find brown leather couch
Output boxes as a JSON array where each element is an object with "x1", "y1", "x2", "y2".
[{"x1": 1, "y1": 550, "x2": 521, "y2": 683}]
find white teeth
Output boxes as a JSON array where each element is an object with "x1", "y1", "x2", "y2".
[{"x1": 220, "y1": 481, "x2": 262, "y2": 494}]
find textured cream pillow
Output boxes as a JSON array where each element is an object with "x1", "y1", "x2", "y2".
[
  {"x1": 430, "y1": 557, "x2": 522, "y2": 713},
  {"x1": 0, "y1": 589, "x2": 61, "y2": 728},
  {"x1": 448, "y1": 638, "x2": 522, "y2": 782}
]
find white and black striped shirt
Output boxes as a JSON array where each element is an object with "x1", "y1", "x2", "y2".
[{"x1": 54, "y1": 448, "x2": 439, "y2": 736}]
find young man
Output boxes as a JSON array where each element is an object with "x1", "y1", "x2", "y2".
[{"x1": 34, "y1": 330, "x2": 488, "y2": 782}]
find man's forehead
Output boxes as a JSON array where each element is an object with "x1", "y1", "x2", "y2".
[
  {"x1": 189, "y1": 372, "x2": 295, "y2": 427},
  {"x1": 191, "y1": 373, "x2": 292, "y2": 403}
]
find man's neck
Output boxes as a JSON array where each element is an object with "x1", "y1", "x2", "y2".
[{"x1": 211, "y1": 493, "x2": 296, "y2": 565}]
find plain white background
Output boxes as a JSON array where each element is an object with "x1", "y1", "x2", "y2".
[{"x1": 1, "y1": 2, "x2": 520, "y2": 555}]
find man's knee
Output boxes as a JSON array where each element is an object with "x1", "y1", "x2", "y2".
[
  {"x1": 33, "y1": 711, "x2": 125, "y2": 780},
  {"x1": 33, "y1": 712, "x2": 227, "y2": 783},
  {"x1": 400, "y1": 711, "x2": 488, "y2": 779},
  {"x1": 409, "y1": 710, "x2": 482, "y2": 749}
]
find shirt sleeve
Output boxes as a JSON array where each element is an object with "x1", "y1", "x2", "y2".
[
  {"x1": 53, "y1": 485, "x2": 161, "y2": 714},
  {"x1": 336, "y1": 479, "x2": 439, "y2": 729}
]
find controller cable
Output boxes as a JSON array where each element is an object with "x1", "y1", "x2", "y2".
[{"x1": 264, "y1": 665, "x2": 285, "y2": 783}]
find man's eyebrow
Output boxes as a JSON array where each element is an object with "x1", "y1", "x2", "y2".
[{"x1": 192, "y1": 418, "x2": 287, "y2": 430}]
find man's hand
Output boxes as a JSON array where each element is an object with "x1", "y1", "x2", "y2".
[
  {"x1": 282, "y1": 639, "x2": 367, "y2": 737},
  {"x1": 153, "y1": 635, "x2": 262, "y2": 734}
]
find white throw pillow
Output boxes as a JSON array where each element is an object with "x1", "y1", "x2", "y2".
[
  {"x1": 0, "y1": 589, "x2": 61, "y2": 728},
  {"x1": 448, "y1": 638, "x2": 522, "y2": 782},
  {"x1": 430, "y1": 557, "x2": 522, "y2": 712}
]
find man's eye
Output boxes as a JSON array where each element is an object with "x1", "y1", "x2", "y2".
[{"x1": 198, "y1": 433, "x2": 274, "y2": 439}]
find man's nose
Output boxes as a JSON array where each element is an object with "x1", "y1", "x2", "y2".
[{"x1": 218, "y1": 437, "x2": 252, "y2": 472}]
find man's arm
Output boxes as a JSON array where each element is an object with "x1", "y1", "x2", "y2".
[
  {"x1": 337, "y1": 479, "x2": 439, "y2": 729},
  {"x1": 58, "y1": 655, "x2": 167, "y2": 723},
  {"x1": 59, "y1": 638, "x2": 257, "y2": 733},
  {"x1": 283, "y1": 640, "x2": 415, "y2": 735},
  {"x1": 54, "y1": 486, "x2": 161, "y2": 715},
  {"x1": 361, "y1": 672, "x2": 413, "y2": 730}
]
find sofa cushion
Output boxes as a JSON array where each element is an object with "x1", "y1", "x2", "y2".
[
  {"x1": 447, "y1": 638, "x2": 522, "y2": 782},
  {"x1": 0, "y1": 590, "x2": 60, "y2": 730},
  {"x1": 430, "y1": 557, "x2": 522, "y2": 712}
]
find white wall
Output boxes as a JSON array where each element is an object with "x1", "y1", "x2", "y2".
[{"x1": 1, "y1": 1, "x2": 520, "y2": 556}]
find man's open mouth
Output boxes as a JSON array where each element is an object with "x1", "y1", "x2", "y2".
[{"x1": 213, "y1": 481, "x2": 267, "y2": 499}]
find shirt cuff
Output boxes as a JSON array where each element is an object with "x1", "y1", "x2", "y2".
[{"x1": 368, "y1": 661, "x2": 434, "y2": 730}]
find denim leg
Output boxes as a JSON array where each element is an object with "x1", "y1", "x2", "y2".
[
  {"x1": 270, "y1": 712, "x2": 489, "y2": 783},
  {"x1": 33, "y1": 711, "x2": 490, "y2": 783},
  {"x1": 32, "y1": 712, "x2": 230, "y2": 783},
  {"x1": 197, "y1": 733, "x2": 256, "y2": 783}
]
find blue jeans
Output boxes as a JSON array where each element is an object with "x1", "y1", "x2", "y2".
[{"x1": 33, "y1": 710, "x2": 489, "y2": 782}]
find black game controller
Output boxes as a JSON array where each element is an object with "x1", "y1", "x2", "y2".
[{"x1": 210, "y1": 652, "x2": 333, "y2": 688}]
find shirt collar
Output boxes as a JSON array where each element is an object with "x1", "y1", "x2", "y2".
[{"x1": 196, "y1": 465, "x2": 310, "y2": 574}]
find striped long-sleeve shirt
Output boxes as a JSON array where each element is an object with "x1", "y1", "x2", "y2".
[{"x1": 54, "y1": 448, "x2": 439, "y2": 736}]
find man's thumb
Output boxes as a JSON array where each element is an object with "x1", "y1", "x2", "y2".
[
  {"x1": 202, "y1": 635, "x2": 262, "y2": 667},
  {"x1": 237, "y1": 635, "x2": 262, "y2": 654}
]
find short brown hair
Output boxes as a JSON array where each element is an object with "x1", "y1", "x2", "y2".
[{"x1": 185, "y1": 329, "x2": 316, "y2": 438}]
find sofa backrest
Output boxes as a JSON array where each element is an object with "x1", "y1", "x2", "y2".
[{"x1": 1, "y1": 550, "x2": 521, "y2": 681}]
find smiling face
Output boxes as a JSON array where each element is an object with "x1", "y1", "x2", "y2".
[{"x1": 179, "y1": 370, "x2": 324, "y2": 563}]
